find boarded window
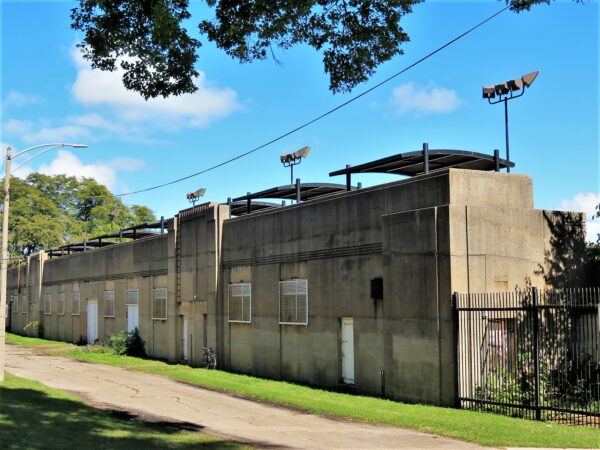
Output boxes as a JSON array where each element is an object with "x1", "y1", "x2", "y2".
[
  {"x1": 228, "y1": 283, "x2": 251, "y2": 323},
  {"x1": 21, "y1": 295, "x2": 27, "y2": 314},
  {"x1": 152, "y1": 288, "x2": 167, "y2": 320},
  {"x1": 126, "y1": 289, "x2": 139, "y2": 305},
  {"x1": 72, "y1": 292, "x2": 81, "y2": 315},
  {"x1": 44, "y1": 294, "x2": 52, "y2": 315},
  {"x1": 279, "y1": 279, "x2": 308, "y2": 325},
  {"x1": 104, "y1": 290, "x2": 115, "y2": 317},
  {"x1": 58, "y1": 293, "x2": 66, "y2": 315}
]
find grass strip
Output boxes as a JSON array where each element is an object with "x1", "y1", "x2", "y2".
[
  {"x1": 0, "y1": 371, "x2": 248, "y2": 450},
  {"x1": 7, "y1": 332, "x2": 600, "y2": 448}
]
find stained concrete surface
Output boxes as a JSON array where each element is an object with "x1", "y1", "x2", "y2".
[{"x1": 5, "y1": 344, "x2": 488, "y2": 450}]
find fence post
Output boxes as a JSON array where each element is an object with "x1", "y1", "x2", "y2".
[
  {"x1": 532, "y1": 287, "x2": 541, "y2": 421},
  {"x1": 452, "y1": 292, "x2": 460, "y2": 408}
]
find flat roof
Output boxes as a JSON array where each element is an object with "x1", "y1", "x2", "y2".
[
  {"x1": 329, "y1": 149, "x2": 514, "y2": 178},
  {"x1": 232, "y1": 183, "x2": 351, "y2": 203}
]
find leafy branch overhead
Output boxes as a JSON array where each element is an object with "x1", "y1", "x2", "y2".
[{"x1": 71, "y1": 0, "x2": 559, "y2": 100}]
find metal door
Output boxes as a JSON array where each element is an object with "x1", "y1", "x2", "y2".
[
  {"x1": 341, "y1": 317, "x2": 355, "y2": 384},
  {"x1": 127, "y1": 304, "x2": 139, "y2": 332},
  {"x1": 87, "y1": 300, "x2": 98, "y2": 344}
]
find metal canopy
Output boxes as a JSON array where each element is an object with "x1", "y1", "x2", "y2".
[
  {"x1": 47, "y1": 220, "x2": 167, "y2": 258},
  {"x1": 232, "y1": 183, "x2": 351, "y2": 203},
  {"x1": 329, "y1": 148, "x2": 514, "y2": 178},
  {"x1": 226, "y1": 200, "x2": 281, "y2": 216}
]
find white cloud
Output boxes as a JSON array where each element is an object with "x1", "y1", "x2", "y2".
[
  {"x1": 71, "y1": 49, "x2": 241, "y2": 127},
  {"x1": 23, "y1": 125, "x2": 90, "y2": 144},
  {"x1": 35, "y1": 149, "x2": 144, "y2": 191},
  {"x1": 560, "y1": 192, "x2": 600, "y2": 243},
  {"x1": 2, "y1": 119, "x2": 32, "y2": 135},
  {"x1": 3, "y1": 91, "x2": 40, "y2": 108},
  {"x1": 2, "y1": 113, "x2": 140, "y2": 144},
  {"x1": 391, "y1": 82, "x2": 462, "y2": 116}
]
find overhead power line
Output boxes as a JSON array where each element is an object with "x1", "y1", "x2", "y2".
[{"x1": 117, "y1": 5, "x2": 511, "y2": 198}]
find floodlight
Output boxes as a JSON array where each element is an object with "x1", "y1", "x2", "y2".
[
  {"x1": 481, "y1": 70, "x2": 540, "y2": 174},
  {"x1": 280, "y1": 146, "x2": 312, "y2": 185},
  {"x1": 521, "y1": 70, "x2": 539, "y2": 88},
  {"x1": 186, "y1": 187, "x2": 206, "y2": 206},
  {"x1": 482, "y1": 86, "x2": 496, "y2": 99},
  {"x1": 494, "y1": 83, "x2": 509, "y2": 95},
  {"x1": 294, "y1": 146, "x2": 311, "y2": 159},
  {"x1": 507, "y1": 78, "x2": 523, "y2": 91}
]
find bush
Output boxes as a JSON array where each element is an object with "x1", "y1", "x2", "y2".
[
  {"x1": 23, "y1": 321, "x2": 43, "y2": 338},
  {"x1": 110, "y1": 331, "x2": 128, "y2": 355},
  {"x1": 110, "y1": 328, "x2": 146, "y2": 357},
  {"x1": 125, "y1": 327, "x2": 146, "y2": 357}
]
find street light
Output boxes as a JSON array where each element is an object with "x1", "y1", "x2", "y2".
[
  {"x1": 482, "y1": 70, "x2": 539, "y2": 172},
  {"x1": 0, "y1": 142, "x2": 87, "y2": 382},
  {"x1": 280, "y1": 146, "x2": 311, "y2": 185},
  {"x1": 186, "y1": 187, "x2": 206, "y2": 206}
]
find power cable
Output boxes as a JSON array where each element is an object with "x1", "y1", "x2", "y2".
[{"x1": 117, "y1": 4, "x2": 511, "y2": 197}]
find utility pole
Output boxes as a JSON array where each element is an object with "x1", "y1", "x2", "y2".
[{"x1": 0, "y1": 146, "x2": 12, "y2": 382}]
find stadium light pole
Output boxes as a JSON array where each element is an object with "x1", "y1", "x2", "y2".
[
  {"x1": 482, "y1": 71, "x2": 539, "y2": 173},
  {"x1": 186, "y1": 187, "x2": 206, "y2": 207},
  {"x1": 280, "y1": 146, "x2": 311, "y2": 185},
  {"x1": 0, "y1": 142, "x2": 87, "y2": 382}
]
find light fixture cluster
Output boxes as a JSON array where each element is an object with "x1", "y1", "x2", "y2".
[
  {"x1": 482, "y1": 70, "x2": 539, "y2": 100},
  {"x1": 187, "y1": 187, "x2": 206, "y2": 206},
  {"x1": 280, "y1": 146, "x2": 311, "y2": 166}
]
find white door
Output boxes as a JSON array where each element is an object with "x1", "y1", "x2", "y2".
[
  {"x1": 127, "y1": 304, "x2": 139, "y2": 332},
  {"x1": 341, "y1": 317, "x2": 355, "y2": 384},
  {"x1": 87, "y1": 300, "x2": 98, "y2": 344},
  {"x1": 182, "y1": 318, "x2": 190, "y2": 360}
]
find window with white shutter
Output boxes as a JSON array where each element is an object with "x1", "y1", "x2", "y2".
[
  {"x1": 278, "y1": 280, "x2": 308, "y2": 325},
  {"x1": 228, "y1": 283, "x2": 251, "y2": 323},
  {"x1": 152, "y1": 288, "x2": 167, "y2": 320}
]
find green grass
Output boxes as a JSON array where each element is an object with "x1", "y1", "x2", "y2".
[
  {"x1": 7, "y1": 332, "x2": 600, "y2": 448},
  {"x1": 0, "y1": 372, "x2": 248, "y2": 450}
]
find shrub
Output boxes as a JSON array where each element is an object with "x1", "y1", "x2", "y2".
[
  {"x1": 125, "y1": 327, "x2": 146, "y2": 357},
  {"x1": 110, "y1": 331, "x2": 128, "y2": 355},
  {"x1": 23, "y1": 321, "x2": 43, "y2": 338},
  {"x1": 110, "y1": 328, "x2": 146, "y2": 357}
]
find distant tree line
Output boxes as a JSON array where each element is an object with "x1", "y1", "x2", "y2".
[{"x1": 1, "y1": 174, "x2": 155, "y2": 262}]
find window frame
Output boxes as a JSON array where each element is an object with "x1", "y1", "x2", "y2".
[
  {"x1": 152, "y1": 288, "x2": 167, "y2": 320},
  {"x1": 126, "y1": 288, "x2": 139, "y2": 305},
  {"x1": 278, "y1": 279, "x2": 308, "y2": 326},
  {"x1": 228, "y1": 283, "x2": 252, "y2": 324},
  {"x1": 11, "y1": 294, "x2": 17, "y2": 314},
  {"x1": 21, "y1": 294, "x2": 27, "y2": 315},
  {"x1": 103, "y1": 290, "x2": 115, "y2": 318},
  {"x1": 72, "y1": 291, "x2": 81, "y2": 316},
  {"x1": 57, "y1": 293, "x2": 66, "y2": 316},
  {"x1": 44, "y1": 293, "x2": 52, "y2": 315}
]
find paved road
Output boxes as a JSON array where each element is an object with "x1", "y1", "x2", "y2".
[{"x1": 6, "y1": 344, "x2": 487, "y2": 449}]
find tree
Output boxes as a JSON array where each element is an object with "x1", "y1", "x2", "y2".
[
  {"x1": 1, "y1": 174, "x2": 156, "y2": 261},
  {"x1": 70, "y1": 0, "x2": 561, "y2": 100}
]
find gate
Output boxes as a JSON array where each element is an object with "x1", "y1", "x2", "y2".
[{"x1": 454, "y1": 287, "x2": 600, "y2": 427}]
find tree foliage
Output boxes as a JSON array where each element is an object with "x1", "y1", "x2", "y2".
[
  {"x1": 70, "y1": 1, "x2": 571, "y2": 99},
  {"x1": 71, "y1": 0, "x2": 421, "y2": 97},
  {"x1": 1, "y1": 174, "x2": 156, "y2": 261}
]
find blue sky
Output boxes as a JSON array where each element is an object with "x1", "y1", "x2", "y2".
[{"x1": 1, "y1": 1, "x2": 598, "y2": 240}]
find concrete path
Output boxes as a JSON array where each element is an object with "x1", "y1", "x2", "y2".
[{"x1": 5, "y1": 344, "x2": 488, "y2": 449}]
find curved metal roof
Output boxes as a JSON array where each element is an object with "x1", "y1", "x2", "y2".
[
  {"x1": 232, "y1": 183, "x2": 351, "y2": 203},
  {"x1": 329, "y1": 149, "x2": 514, "y2": 178}
]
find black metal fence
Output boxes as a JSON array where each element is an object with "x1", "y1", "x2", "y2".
[{"x1": 454, "y1": 287, "x2": 600, "y2": 427}]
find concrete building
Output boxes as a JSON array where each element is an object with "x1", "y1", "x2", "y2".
[{"x1": 7, "y1": 153, "x2": 587, "y2": 407}]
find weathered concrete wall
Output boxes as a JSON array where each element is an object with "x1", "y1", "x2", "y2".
[{"x1": 6, "y1": 169, "x2": 586, "y2": 407}]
